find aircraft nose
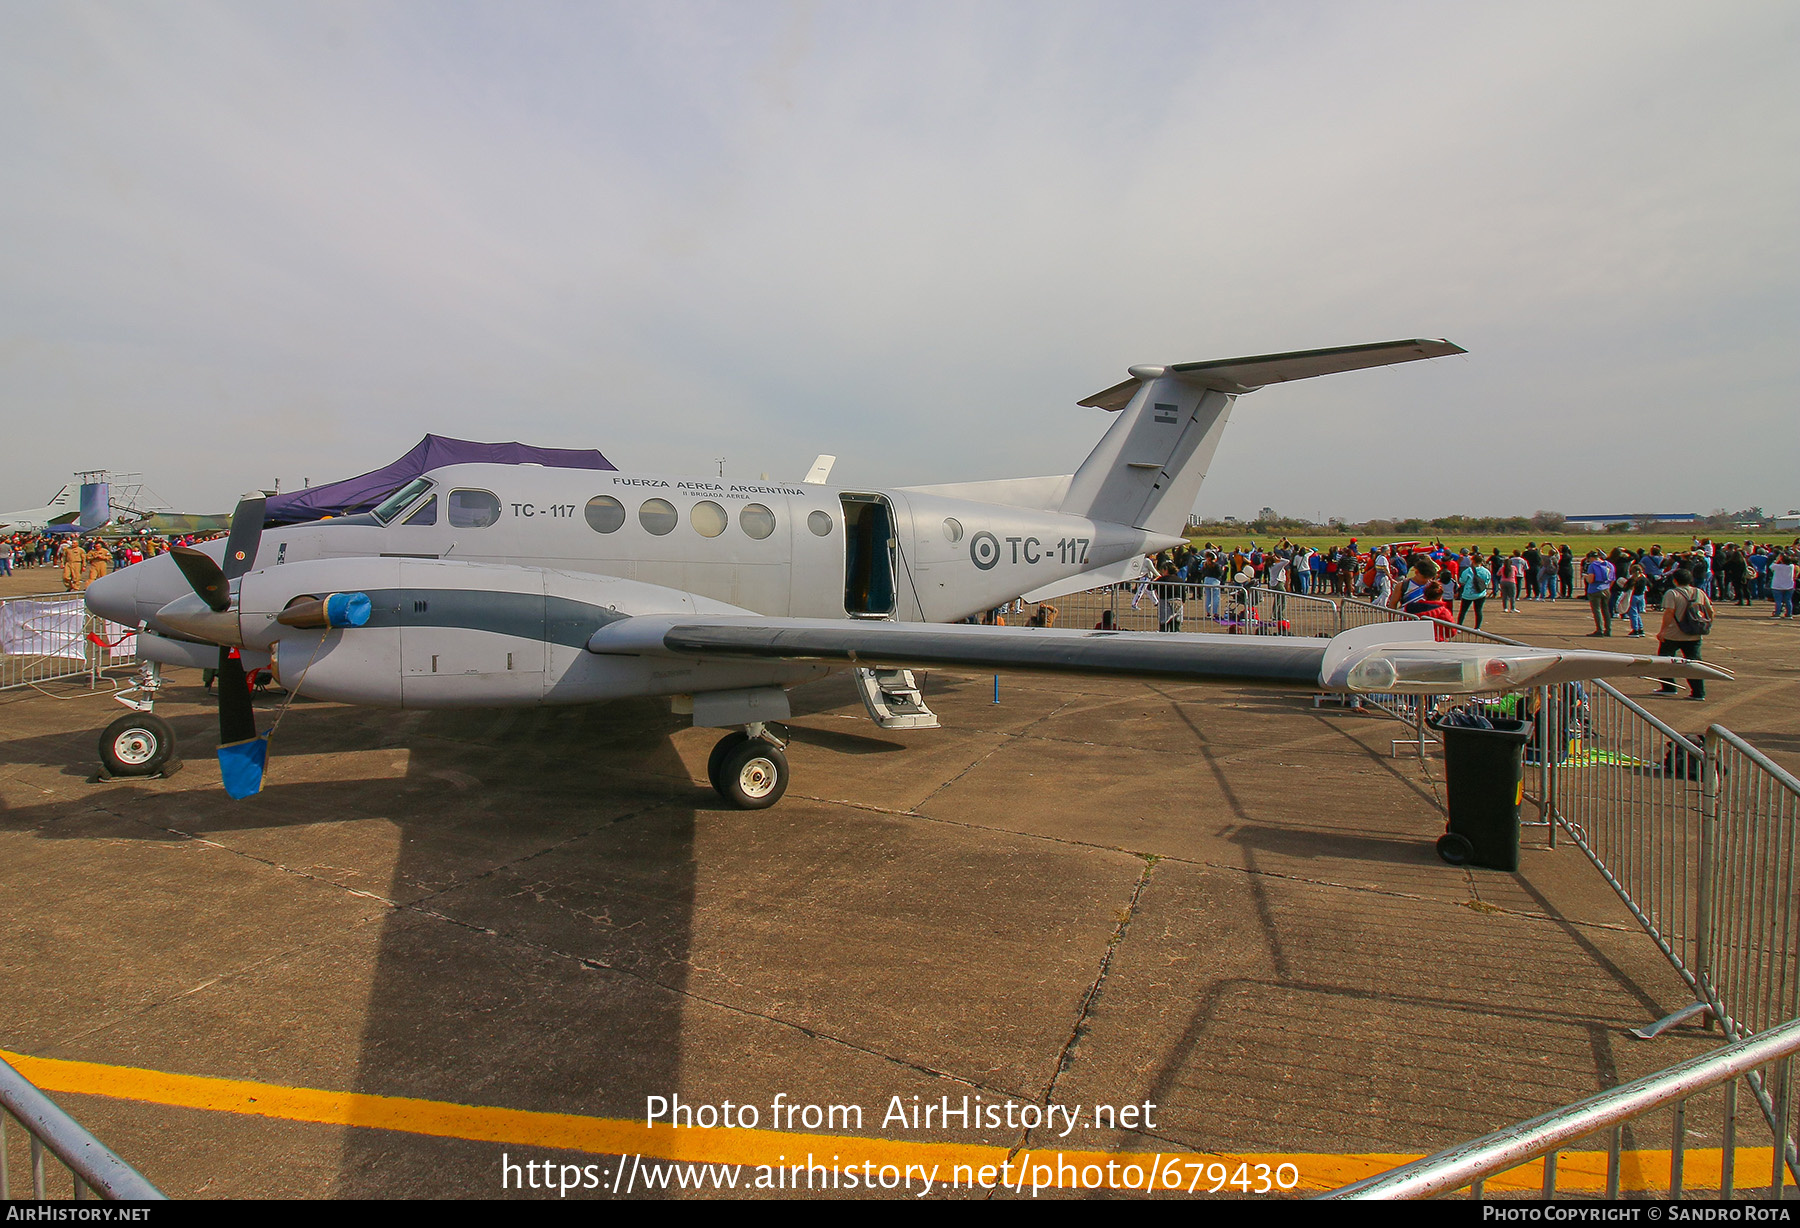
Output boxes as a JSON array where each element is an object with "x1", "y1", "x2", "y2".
[
  {"x1": 84, "y1": 566, "x2": 140, "y2": 626},
  {"x1": 86, "y1": 553, "x2": 197, "y2": 632}
]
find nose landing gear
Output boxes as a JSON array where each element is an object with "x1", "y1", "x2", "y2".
[
  {"x1": 706, "y1": 723, "x2": 789, "y2": 810},
  {"x1": 96, "y1": 658, "x2": 183, "y2": 780},
  {"x1": 99, "y1": 712, "x2": 177, "y2": 777}
]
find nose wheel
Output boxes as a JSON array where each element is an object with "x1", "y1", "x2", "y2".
[
  {"x1": 98, "y1": 712, "x2": 178, "y2": 778},
  {"x1": 707, "y1": 730, "x2": 789, "y2": 810}
]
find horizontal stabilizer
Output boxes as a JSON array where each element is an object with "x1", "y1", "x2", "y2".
[
  {"x1": 1020, "y1": 555, "x2": 1149, "y2": 604},
  {"x1": 1078, "y1": 339, "x2": 1465, "y2": 410},
  {"x1": 898, "y1": 474, "x2": 1073, "y2": 512}
]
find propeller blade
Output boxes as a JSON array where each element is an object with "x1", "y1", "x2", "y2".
[
  {"x1": 215, "y1": 646, "x2": 266, "y2": 800},
  {"x1": 170, "y1": 546, "x2": 231, "y2": 612},
  {"x1": 221, "y1": 496, "x2": 266, "y2": 581},
  {"x1": 217, "y1": 648, "x2": 258, "y2": 745}
]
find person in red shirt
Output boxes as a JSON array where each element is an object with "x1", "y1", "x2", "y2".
[{"x1": 1404, "y1": 580, "x2": 1457, "y2": 641}]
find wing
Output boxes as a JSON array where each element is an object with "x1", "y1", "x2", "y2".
[{"x1": 587, "y1": 616, "x2": 1731, "y2": 695}]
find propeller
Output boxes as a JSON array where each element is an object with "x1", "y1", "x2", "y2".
[
  {"x1": 160, "y1": 497, "x2": 369, "y2": 799},
  {"x1": 167, "y1": 495, "x2": 263, "y2": 613},
  {"x1": 167, "y1": 497, "x2": 268, "y2": 798},
  {"x1": 169, "y1": 547, "x2": 231, "y2": 612}
]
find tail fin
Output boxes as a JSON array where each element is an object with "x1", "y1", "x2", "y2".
[{"x1": 1059, "y1": 339, "x2": 1463, "y2": 536}]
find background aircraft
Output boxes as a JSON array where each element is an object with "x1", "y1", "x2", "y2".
[
  {"x1": 0, "y1": 483, "x2": 79, "y2": 531},
  {"x1": 84, "y1": 340, "x2": 1724, "y2": 806}
]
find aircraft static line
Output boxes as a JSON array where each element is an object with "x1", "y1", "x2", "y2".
[{"x1": 84, "y1": 339, "x2": 1726, "y2": 808}]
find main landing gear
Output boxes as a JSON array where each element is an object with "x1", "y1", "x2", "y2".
[{"x1": 706, "y1": 723, "x2": 789, "y2": 810}]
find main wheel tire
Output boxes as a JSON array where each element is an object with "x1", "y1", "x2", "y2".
[
  {"x1": 99, "y1": 713, "x2": 176, "y2": 777},
  {"x1": 707, "y1": 732, "x2": 750, "y2": 794},
  {"x1": 716, "y1": 738, "x2": 788, "y2": 810}
]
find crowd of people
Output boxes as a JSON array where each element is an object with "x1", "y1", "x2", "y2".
[
  {"x1": 1149, "y1": 535, "x2": 1800, "y2": 633},
  {"x1": 1132, "y1": 534, "x2": 1800, "y2": 701},
  {"x1": 0, "y1": 531, "x2": 213, "y2": 591}
]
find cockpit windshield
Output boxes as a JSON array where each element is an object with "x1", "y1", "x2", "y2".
[{"x1": 371, "y1": 478, "x2": 435, "y2": 524}]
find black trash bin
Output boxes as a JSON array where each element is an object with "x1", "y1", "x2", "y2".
[{"x1": 1432, "y1": 717, "x2": 1532, "y2": 871}]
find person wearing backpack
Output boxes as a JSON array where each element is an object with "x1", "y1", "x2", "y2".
[
  {"x1": 1653, "y1": 567, "x2": 1713, "y2": 699},
  {"x1": 1584, "y1": 550, "x2": 1618, "y2": 636},
  {"x1": 1457, "y1": 552, "x2": 1492, "y2": 629}
]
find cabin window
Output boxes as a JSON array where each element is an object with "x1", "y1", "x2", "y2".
[
  {"x1": 447, "y1": 489, "x2": 501, "y2": 528},
  {"x1": 584, "y1": 495, "x2": 625, "y2": 533},
  {"x1": 639, "y1": 498, "x2": 678, "y2": 535},
  {"x1": 943, "y1": 517, "x2": 963, "y2": 543},
  {"x1": 691, "y1": 501, "x2": 727, "y2": 538},
  {"x1": 740, "y1": 503, "x2": 776, "y2": 540},
  {"x1": 807, "y1": 510, "x2": 833, "y2": 537}
]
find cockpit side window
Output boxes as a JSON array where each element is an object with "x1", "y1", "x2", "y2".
[
  {"x1": 401, "y1": 495, "x2": 438, "y2": 526},
  {"x1": 372, "y1": 478, "x2": 435, "y2": 524},
  {"x1": 448, "y1": 489, "x2": 501, "y2": 528}
]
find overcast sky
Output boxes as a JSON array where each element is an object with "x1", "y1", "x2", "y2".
[{"x1": 2, "y1": 1, "x2": 1795, "y2": 522}]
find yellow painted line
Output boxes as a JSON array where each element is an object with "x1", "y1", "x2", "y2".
[{"x1": 2, "y1": 1049, "x2": 1777, "y2": 1193}]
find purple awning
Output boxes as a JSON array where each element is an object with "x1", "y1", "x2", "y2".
[{"x1": 264, "y1": 435, "x2": 616, "y2": 525}]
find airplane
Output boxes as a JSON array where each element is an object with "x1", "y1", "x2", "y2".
[
  {"x1": 0, "y1": 484, "x2": 80, "y2": 531},
  {"x1": 83, "y1": 339, "x2": 1727, "y2": 807}
]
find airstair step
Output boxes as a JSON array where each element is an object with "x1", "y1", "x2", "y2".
[{"x1": 854, "y1": 667, "x2": 941, "y2": 730}]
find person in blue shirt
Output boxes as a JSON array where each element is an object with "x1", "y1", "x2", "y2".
[
  {"x1": 1457, "y1": 554, "x2": 1493, "y2": 629},
  {"x1": 1584, "y1": 550, "x2": 1617, "y2": 636}
]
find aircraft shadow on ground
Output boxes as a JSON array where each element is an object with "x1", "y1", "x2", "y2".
[
  {"x1": 1220, "y1": 824, "x2": 1442, "y2": 868},
  {"x1": 4, "y1": 691, "x2": 703, "y2": 1198},
  {"x1": 1735, "y1": 729, "x2": 1800, "y2": 758},
  {"x1": 778, "y1": 724, "x2": 906, "y2": 756}
]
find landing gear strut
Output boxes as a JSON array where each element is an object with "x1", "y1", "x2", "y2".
[
  {"x1": 97, "y1": 657, "x2": 181, "y2": 779},
  {"x1": 707, "y1": 723, "x2": 789, "y2": 810}
]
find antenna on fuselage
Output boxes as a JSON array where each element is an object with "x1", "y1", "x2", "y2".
[{"x1": 803, "y1": 455, "x2": 836, "y2": 485}]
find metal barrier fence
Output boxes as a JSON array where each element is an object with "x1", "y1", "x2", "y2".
[
  {"x1": 1301, "y1": 600, "x2": 1800, "y2": 1193},
  {"x1": 1041, "y1": 577, "x2": 1800, "y2": 1195},
  {"x1": 1324, "y1": 1014, "x2": 1800, "y2": 1199},
  {"x1": 1535, "y1": 681, "x2": 1698, "y2": 952},
  {"x1": 1035, "y1": 583, "x2": 1517, "y2": 648},
  {"x1": 1545, "y1": 717, "x2": 1800, "y2": 1185},
  {"x1": 1043, "y1": 581, "x2": 1346, "y2": 639},
  {"x1": 0, "y1": 592, "x2": 136, "y2": 693},
  {"x1": 1704, "y1": 729, "x2": 1800, "y2": 1041},
  {"x1": 1, "y1": 1053, "x2": 165, "y2": 1199}
]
